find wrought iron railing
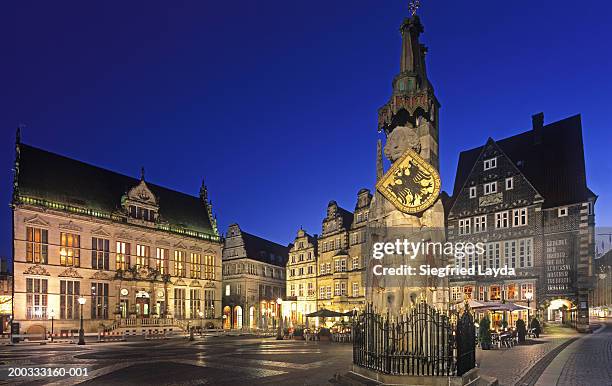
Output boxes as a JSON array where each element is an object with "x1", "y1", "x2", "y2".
[{"x1": 352, "y1": 301, "x2": 475, "y2": 377}]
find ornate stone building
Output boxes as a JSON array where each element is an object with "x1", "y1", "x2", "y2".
[
  {"x1": 285, "y1": 229, "x2": 318, "y2": 326},
  {"x1": 447, "y1": 113, "x2": 596, "y2": 332},
  {"x1": 11, "y1": 133, "x2": 223, "y2": 336},
  {"x1": 222, "y1": 224, "x2": 288, "y2": 329},
  {"x1": 316, "y1": 190, "x2": 372, "y2": 315}
]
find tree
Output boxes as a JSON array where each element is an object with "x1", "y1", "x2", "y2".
[{"x1": 478, "y1": 317, "x2": 492, "y2": 349}]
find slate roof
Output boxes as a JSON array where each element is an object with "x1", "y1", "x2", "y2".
[
  {"x1": 17, "y1": 143, "x2": 216, "y2": 236},
  {"x1": 241, "y1": 231, "x2": 289, "y2": 267},
  {"x1": 451, "y1": 114, "x2": 595, "y2": 209}
]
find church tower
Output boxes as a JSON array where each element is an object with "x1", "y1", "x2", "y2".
[{"x1": 377, "y1": 7, "x2": 440, "y2": 170}]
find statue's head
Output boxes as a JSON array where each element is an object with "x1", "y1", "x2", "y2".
[{"x1": 384, "y1": 125, "x2": 420, "y2": 162}]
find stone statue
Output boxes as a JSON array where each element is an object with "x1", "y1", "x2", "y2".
[{"x1": 366, "y1": 115, "x2": 447, "y2": 315}]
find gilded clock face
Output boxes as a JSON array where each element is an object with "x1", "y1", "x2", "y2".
[
  {"x1": 120, "y1": 288, "x2": 129, "y2": 296},
  {"x1": 376, "y1": 148, "x2": 441, "y2": 214}
]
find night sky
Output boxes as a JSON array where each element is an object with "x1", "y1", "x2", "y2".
[{"x1": 1, "y1": 0, "x2": 611, "y2": 259}]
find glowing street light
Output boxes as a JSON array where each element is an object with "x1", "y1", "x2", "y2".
[
  {"x1": 525, "y1": 291, "x2": 533, "y2": 325},
  {"x1": 48, "y1": 309, "x2": 55, "y2": 343},
  {"x1": 276, "y1": 298, "x2": 283, "y2": 340},
  {"x1": 77, "y1": 296, "x2": 86, "y2": 345}
]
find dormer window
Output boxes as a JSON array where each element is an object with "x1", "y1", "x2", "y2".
[
  {"x1": 129, "y1": 205, "x2": 156, "y2": 222},
  {"x1": 484, "y1": 158, "x2": 497, "y2": 170}
]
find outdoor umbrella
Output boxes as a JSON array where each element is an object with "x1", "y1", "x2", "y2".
[{"x1": 305, "y1": 309, "x2": 346, "y2": 318}]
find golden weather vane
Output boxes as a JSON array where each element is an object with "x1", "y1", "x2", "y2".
[{"x1": 408, "y1": 0, "x2": 421, "y2": 16}]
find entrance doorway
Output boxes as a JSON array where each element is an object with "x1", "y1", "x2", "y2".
[
  {"x1": 136, "y1": 291, "x2": 150, "y2": 317},
  {"x1": 547, "y1": 299, "x2": 573, "y2": 323},
  {"x1": 223, "y1": 306, "x2": 231, "y2": 329},
  {"x1": 234, "y1": 306, "x2": 243, "y2": 329},
  {"x1": 120, "y1": 300, "x2": 129, "y2": 318}
]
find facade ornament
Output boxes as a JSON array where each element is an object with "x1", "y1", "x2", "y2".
[
  {"x1": 189, "y1": 280, "x2": 201, "y2": 287},
  {"x1": 91, "y1": 270, "x2": 113, "y2": 280},
  {"x1": 23, "y1": 264, "x2": 50, "y2": 276},
  {"x1": 58, "y1": 267, "x2": 82, "y2": 278},
  {"x1": 12, "y1": 126, "x2": 22, "y2": 205},
  {"x1": 58, "y1": 220, "x2": 82, "y2": 232},
  {"x1": 91, "y1": 226, "x2": 111, "y2": 237},
  {"x1": 24, "y1": 215, "x2": 50, "y2": 227}
]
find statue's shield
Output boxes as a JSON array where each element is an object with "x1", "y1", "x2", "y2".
[{"x1": 376, "y1": 149, "x2": 441, "y2": 214}]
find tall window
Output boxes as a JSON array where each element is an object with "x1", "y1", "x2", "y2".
[
  {"x1": 507, "y1": 284, "x2": 517, "y2": 300},
  {"x1": 469, "y1": 186, "x2": 477, "y2": 198},
  {"x1": 495, "y1": 211, "x2": 509, "y2": 229},
  {"x1": 486, "y1": 242, "x2": 501, "y2": 269},
  {"x1": 298, "y1": 283, "x2": 304, "y2": 297},
  {"x1": 352, "y1": 257, "x2": 360, "y2": 270},
  {"x1": 116, "y1": 241, "x2": 130, "y2": 270},
  {"x1": 190, "y1": 289, "x2": 201, "y2": 318},
  {"x1": 458, "y1": 219, "x2": 471, "y2": 235},
  {"x1": 334, "y1": 282, "x2": 341, "y2": 296},
  {"x1": 519, "y1": 238, "x2": 533, "y2": 268},
  {"x1": 91, "y1": 282, "x2": 109, "y2": 319},
  {"x1": 520, "y1": 283, "x2": 534, "y2": 300},
  {"x1": 26, "y1": 278, "x2": 47, "y2": 319},
  {"x1": 190, "y1": 253, "x2": 202, "y2": 279},
  {"x1": 174, "y1": 288, "x2": 186, "y2": 319},
  {"x1": 319, "y1": 286, "x2": 325, "y2": 299},
  {"x1": 26, "y1": 227, "x2": 48, "y2": 264},
  {"x1": 136, "y1": 245, "x2": 150, "y2": 268},
  {"x1": 92, "y1": 237, "x2": 110, "y2": 270},
  {"x1": 340, "y1": 282, "x2": 346, "y2": 296},
  {"x1": 474, "y1": 215, "x2": 487, "y2": 233},
  {"x1": 505, "y1": 177, "x2": 514, "y2": 190},
  {"x1": 352, "y1": 282, "x2": 359, "y2": 297},
  {"x1": 489, "y1": 285, "x2": 501, "y2": 301},
  {"x1": 204, "y1": 290, "x2": 215, "y2": 318},
  {"x1": 513, "y1": 208, "x2": 528, "y2": 226},
  {"x1": 60, "y1": 280, "x2": 80, "y2": 319},
  {"x1": 504, "y1": 240, "x2": 517, "y2": 268},
  {"x1": 174, "y1": 251, "x2": 185, "y2": 277},
  {"x1": 308, "y1": 282, "x2": 314, "y2": 296},
  {"x1": 60, "y1": 232, "x2": 80, "y2": 267},
  {"x1": 340, "y1": 259, "x2": 347, "y2": 272},
  {"x1": 156, "y1": 248, "x2": 169, "y2": 275},
  {"x1": 290, "y1": 284, "x2": 295, "y2": 297}
]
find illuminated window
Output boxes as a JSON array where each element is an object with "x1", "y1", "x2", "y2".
[
  {"x1": 463, "y1": 286, "x2": 473, "y2": 299},
  {"x1": 190, "y1": 253, "x2": 202, "y2": 279},
  {"x1": 326, "y1": 286, "x2": 332, "y2": 299},
  {"x1": 290, "y1": 284, "x2": 295, "y2": 297},
  {"x1": 116, "y1": 241, "x2": 130, "y2": 270},
  {"x1": 489, "y1": 285, "x2": 501, "y2": 301},
  {"x1": 507, "y1": 284, "x2": 517, "y2": 300},
  {"x1": 352, "y1": 257, "x2": 360, "y2": 270},
  {"x1": 156, "y1": 248, "x2": 169, "y2": 275},
  {"x1": 326, "y1": 262, "x2": 331, "y2": 274},
  {"x1": 334, "y1": 282, "x2": 341, "y2": 296},
  {"x1": 520, "y1": 283, "x2": 534, "y2": 300},
  {"x1": 451, "y1": 286, "x2": 461, "y2": 301},
  {"x1": 352, "y1": 282, "x2": 359, "y2": 297},
  {"x1": 174, "y1": 251, "x2": 185, "y2": 277},
  {"x1": 136, "y1": 244, "x2": 150, "y2": 268},
  {"x1": 319, "y1": 286, "x2": 325, "y2": 299},
  {"x1": 60, "y1": 232, "x2": 80, "y2": 267},
  {"x1": 26, "y1": 227, "x2": 48, "y2": 264},
  {"x1": 298, "y1": 284, "x2": 304, "y2": 297},
  {"x1": 92, "y1": 237, "x2": 109, "y2": 270},
  {"x1": 308, "y1": 282, "x2": 314, "y2": 296},
  {"x1": 340, "y1": 282, "x2": 346, "y2": 296},
  {"x1": 26, "y1": 278, "x2": 48, "y2": 319},
  {"x1": 203, "y1": 255, "x2": 215, "y2": 280},
  {"x1": 225, "y1": 284, "x2": 230, "y2": 296}
]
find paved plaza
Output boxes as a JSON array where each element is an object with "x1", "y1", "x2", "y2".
[{"x1": 0, "y1": 321, "x2": 610, "y2": 385}]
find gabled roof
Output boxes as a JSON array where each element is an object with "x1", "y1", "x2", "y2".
[
  {"x1": 337, "y1": 206, "x2": 355, "y2": 229},
  {"x1": 241, "y1": 231, "x2": 289, "y2": 267},
  {"x1": 17, "y1": 143, "x2": 217, "y2": 236},
  {"x1": 451, "y1": 114, "x2": 595, "y2": 209}
]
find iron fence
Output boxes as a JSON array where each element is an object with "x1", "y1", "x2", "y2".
[{"x1": 352, "y1": 301, "x2": 475, "y2": 377}]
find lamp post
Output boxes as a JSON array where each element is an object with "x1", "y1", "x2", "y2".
[
  {"x1": 198, "y1": 310, "x2": 204, "y2": 337},
  {"x1": 48, "y1": 309, "x2": 55, "y2": 343},
  {"x1": 276, "y1": 298, "x2": 283, "y2": 340},
  {"x1": 525, "y1": 291, "x2": 533, "y2": 326},
  {"x1": 77, "y1": 296, "x2": 86, "y2": 345}
]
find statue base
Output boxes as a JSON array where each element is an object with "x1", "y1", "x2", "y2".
[{"x1": 333, "y1": 365, "x2": 498, "y2": 386}]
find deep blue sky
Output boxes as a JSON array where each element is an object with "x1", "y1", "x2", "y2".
[{"x1": 1, "y1": 0, "x2": 611, "y2": 257}]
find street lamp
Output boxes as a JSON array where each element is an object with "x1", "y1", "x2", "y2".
[
  {"x1": 48, "y1": 309, "x2": 55, "y2": 343},
  {"x1": 198, "y1": 310, "x2": 204, "y2": 337},
  {"x1": 77, "y1": 296, "x2": 86, "y2": 345},
  {"x1": 525, "y1": 291, "x2": 533, "y2": 326},
  {"x1": 276, "y1": 298, "x2": 283, "y2": 340}
]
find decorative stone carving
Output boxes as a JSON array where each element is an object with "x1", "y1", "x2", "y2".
[
  {"x1": 203, "y1": 281, "x2": 216, "y2": 288},
  {"x1": 114, "y1": 230, "x2": 132, "y2": 240},
  {"x1": 156, "y1": 238, "x2": 171, "y2": 247},
  {"x1": 58, "y1": 267, "x2": 82, "y2": 278},
  {"x1": 126, "y1": 180, "x2": 158, "y2": 205},
  {"x1": 91, "y1": 271, "x2": 113, "y2": 280},
  {"x1": 23, "y1": 264, "x2": 50, "y2": 276},
  {"x1": 383, "y1": 124, "x2": 421, "y2": 162},
  {"x1": 24, "y1": 215, "x2": 50, "y2": 227},
  {"x1": 173, "y1": 278, "x2": 186, "y2": 286},
  {"x1": 189, "y1": 280, "x2": 201, "y2": 287},
  {"x1": 479, "y1": 192, "x2": 503, "y2": 207},
  {"x1": 134, "y1": 234, "x2": 152, "y2": 244},
  {"x1": 58, "y1": 220, "x2": 82, "y2": 232},
  {"x1": 174, "y1": 241, "x2": 187, "y2": 249},
  {"x1": 91, "y1": 226, "x2": 111, "y2": 237},
  {"x1": 189, "y1": 245, "x2": 202, "y2": 252}
]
